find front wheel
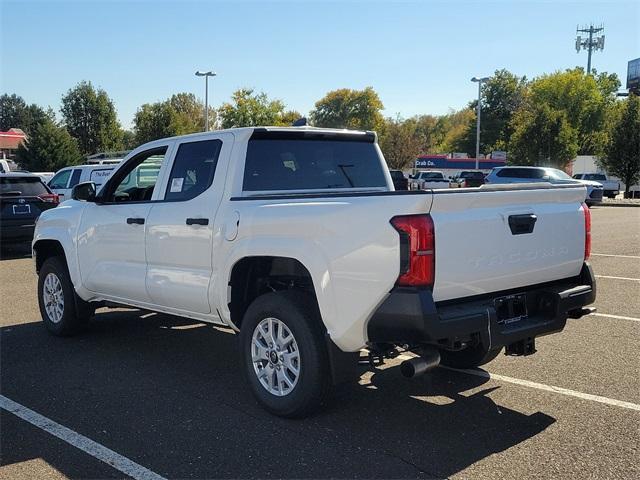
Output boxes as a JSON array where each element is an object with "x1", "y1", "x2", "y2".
[
  {"x1": 439, "y1": 343, "x2": 502, "y2": 369},
  {"x1": 239, "y1": 291, "x2": 331, "y2": 418},
  {"x1": 38, "y1": 256, "x2": 93, "y2": 336}
]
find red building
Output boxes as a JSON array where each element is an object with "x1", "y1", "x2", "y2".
[{"x1": 0, "y1": 128, "x2": 27, "y2": 159}]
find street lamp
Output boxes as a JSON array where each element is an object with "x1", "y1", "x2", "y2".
[
  {"x1": 471, "y1": 76, "x2": 489, "y2": 169},
  {"x1": 195, "y1": 70, "x2": 217, "y2": 131}
]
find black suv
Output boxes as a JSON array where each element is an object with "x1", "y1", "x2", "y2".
[
  {"x1": 389, "y1": 170, "x2": 409, "y2": 190},
  {"x1": 1, "y1": 173, "x2": 59, "y2": 245}
]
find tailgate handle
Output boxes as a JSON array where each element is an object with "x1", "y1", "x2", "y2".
[{"x1": 508, "y1": 214, "x2": 537, "y2": 235}]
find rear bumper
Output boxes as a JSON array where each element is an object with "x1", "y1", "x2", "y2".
[
  {"x1": 0, "y1": 223, "x2": 35, "y2": 243},
  {"x1": 367, "y1": 263, "x2": 596, "y2": 351},
  {"x1": 587, "y1": 189, "x2": 604, "y2": 204}
]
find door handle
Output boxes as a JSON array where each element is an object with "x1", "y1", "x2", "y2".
[
  {"x1": 508, "y1": 214, "x2": 537, "y2": 235},
  {"x1": 186, "y1": 218, "x2": 209, "y2": 226},
  {"x1": 126, "y1": 217, "x2": 145, "y2": 225}
]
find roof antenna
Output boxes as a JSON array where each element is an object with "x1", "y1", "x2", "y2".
[{"x1": 292, "y1": 117, "x2": 308, "y2": 127}]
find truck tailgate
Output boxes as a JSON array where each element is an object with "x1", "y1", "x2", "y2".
[{"x1": 430, "y1": 184, "x2": 587, "y2": 302}]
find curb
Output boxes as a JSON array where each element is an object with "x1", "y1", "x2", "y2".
[{"x1": 594, "y1": 202, "x2": 640, "y2": 208}]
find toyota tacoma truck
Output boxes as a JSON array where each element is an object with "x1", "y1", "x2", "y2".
[{"x1": 32, "y1": 127, "x2": 596, "y2": 417}]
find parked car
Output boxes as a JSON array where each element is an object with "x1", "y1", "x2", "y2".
[
  {"x1": 485, "y1": 166, "x2": 604, "y2": 206},
  {"x1": 389, "y1": 169, "x2": 408, "y2": 190},
  {"x1": 572, "y1": 173, "x2": 620, "y2": 198},
  {"x1": 33, "y1": 127, "x2": 595, "y2": 417},
  {"x1": 48, "y1": 164, "x2": 117, "y2": 201},
  {"x1": 450, "y1": 170, "x2": 485, "y2": 188},
  {"x1": 1, "y1": 173, "x2": 59, "y2": 244},
  {"x1": 409, "y1": 170, "x2": 450, "y2": 190}
]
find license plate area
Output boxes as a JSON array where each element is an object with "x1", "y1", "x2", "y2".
[
  {"x1": 494, "y1": 293, "x2": 528, "y2": 325},
  {"x1": 12, "y1": 204, "x2": 31, "y2": 215}
]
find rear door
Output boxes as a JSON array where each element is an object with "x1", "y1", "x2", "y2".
[
  {"x1": 430, "y1": 185, "x2": 587, "y2": 302},
  {"x1": 145, "y1": 134, "x2": 231, "y2": 314}
]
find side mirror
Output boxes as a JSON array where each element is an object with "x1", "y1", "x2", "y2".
[{"x1": 72, "y1": 181, "x2": 97, "y2": 202}]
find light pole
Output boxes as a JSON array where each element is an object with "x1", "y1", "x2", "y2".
[
  {"x1": 195, "y1": 70, "x2": 217, "y2": 131},
  {"x1": 471, "y1": 76, "x2": 489, "y2": 169}
]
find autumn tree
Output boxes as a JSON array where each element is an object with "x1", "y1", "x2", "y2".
[{"x1": 310, "y1": 87, "x2": 384, "y2": 131}]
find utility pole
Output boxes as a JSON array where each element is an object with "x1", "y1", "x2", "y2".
[
  {"x1": 576, "y1": 24, "x2": 605, "y2": 75},
  {"x1": 471, "y1": 76, "x2": 489, "y2": 169}
]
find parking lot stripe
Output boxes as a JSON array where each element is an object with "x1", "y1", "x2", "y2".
[
  {"x1": 393, "y1": 355, "x2": 640, "y2": 411},
  {"x1": 439, "y1": 368, "x2": 640, "y2": 412},
  {"x1": 592, "y1": 253, "x2": 640, "y2": 259},
  {"x1": 595, "y1": 275, "x2": 640, "y2": 282},
  {"x1": 0, "y1": 395, "x2": 166, "y2": 480},
  {"x1": 589, "y1": 312, "x2": 640, "y2": 322}
]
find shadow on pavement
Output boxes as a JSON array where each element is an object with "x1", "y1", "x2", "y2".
[{"x1": 1, "y1": 310, "x2": 555, "y2": 479}]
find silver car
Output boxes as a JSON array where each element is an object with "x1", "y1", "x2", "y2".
[{"x1": 485, "y1": 166, "x2": 604, "y2": 206}]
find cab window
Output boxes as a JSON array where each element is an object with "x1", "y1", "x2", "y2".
[
  {"x1": 68, "y1": 169, "x2": 82, "y2": 188},
  {"x1": 101, "y1": 147, "x2": 167, "y2": 203},
  {"x1": 165, "y1": 139, "x2": 222, "y2": 201},
  {"x1": 49, "y1": 169, "x2": 72, "y2": 189}
]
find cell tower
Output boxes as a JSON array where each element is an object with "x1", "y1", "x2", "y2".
[{"x1": 575, "y1": 24, "x2": 605, "y2": 74}]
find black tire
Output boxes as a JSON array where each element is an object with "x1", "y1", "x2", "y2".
[
  {"x1": 38, "y1": 256, "x2": 94, "y2": 336},
  {"x1": 439, "y1": 343, "x2": 502, "y2": 369},
  {"x1": 239, "y1": 291, "x2": 331, "y2": 418}
]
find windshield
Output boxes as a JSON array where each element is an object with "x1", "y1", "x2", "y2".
[
  {"x1": 421, "y1": 172, "x2": 442, "y2": 179},
  {"x1": 460, "y1": 171, "x2": 483, "y2": 178},
  {"x1": 584, "y1": 174, "x2": 606, "y2": 181},
  {"x1": 546, "y1": 168, "x2": 573, "y2": 180}
]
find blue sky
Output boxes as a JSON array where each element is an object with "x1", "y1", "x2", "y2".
[{"x1": 1, "y1": 0, "x2": 638, "y2": 129}]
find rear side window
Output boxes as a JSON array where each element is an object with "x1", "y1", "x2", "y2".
[
  {"x1": 165, "y1": 139, "x2": 222, "y2": 201},
  {"x1": 0, "y1": 177, "x2": 49, "y2": 196},
  {"x1": 243, "y1": 138, "x2": 387, "y2": 191},
  {"x1": 496, "y1": 168, "x2": 543, "y2": 179},
  {"x1": 69, "y1": 169, "x2": 82, "y2": 188}
]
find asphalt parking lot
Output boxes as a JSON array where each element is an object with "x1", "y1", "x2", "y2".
[{"x1": 1, "y1": 206, "x2": 639, "y2": 479}]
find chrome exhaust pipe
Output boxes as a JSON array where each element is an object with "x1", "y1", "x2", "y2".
[{"x1": 400, "y1": 348, "x2": 440, "y2": 378}]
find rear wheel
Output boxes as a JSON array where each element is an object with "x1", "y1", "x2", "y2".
[
  {"x1": 38, "y1": 256, "x2": 94, "y2": 336},
  {"x1": 439, "y1": 343, "x2": 502, "y2": 369},
  {"x1": 239, "y1": 291, "x2": 331, "y2": 418}
]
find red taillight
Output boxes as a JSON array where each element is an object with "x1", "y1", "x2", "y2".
[
  {"x1": 38, "y1": 193, "x2": 59, "y2": 204},
  {"x1": 390, "y1": 214, "x2": 435, "y2": 287},
  {"x1": 581, "y1": 202, "x2": 591, "y2": 261}
]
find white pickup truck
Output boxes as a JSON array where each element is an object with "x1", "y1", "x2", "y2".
[
  {"x1": 32, "y1": 127, "x2": 596, "y2": 417},
  {"x1": 409, "y1": 170, "x2": 451, "y2": 190},
  {"x1": 572, "y1": 172, "x2": 620, "y2": 198}
]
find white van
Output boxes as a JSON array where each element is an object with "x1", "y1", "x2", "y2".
[{"x1": 48, "y1": 164, "x2": 117, "y2": 201}]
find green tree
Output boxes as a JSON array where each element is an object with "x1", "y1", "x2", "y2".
[
  {"x1": 218, "y1": 88, "x2": 292, "y2": 128},
  {"x1": 600, "y1": 94, "x2": 640, "y2": 195},
  {"x1": 0, "y1": 94, "x2": 55, "y2": 135},
  {"x1": 133, "y1": 93, "x2": 208, "y2": 144},
  {"x1": 455, "y1": 69, "x2": 527, "y2": 155},
  {"x1": 121, "y1": 130, "x2": 138, "y2": 150},
  {"x1": 16, "y1": 118, "x2": 83, "y2": 171},
  {"x1": 527, "y1": 68, "x2": 620, "y2": 155},
  {"x1": 431, "y1": 109, "x2": 476, "y2": 153},
  {"x1": 60, "y1": 81, "x2": 123, "y2": 155},
  {"x1": 310, "y1": 87, "x2": 384, "y2": 131},
  {"x1": 509, "y1": 101, "x2": 578, "y2": 167},
  {"x1": 379, "y1": 116, "x2": 422, "y2": 169}
]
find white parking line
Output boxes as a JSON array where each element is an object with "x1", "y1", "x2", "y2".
[
  {"x1": 0, "y1": 395, "x2": 166, "y2": 480},
  {"x1": 394, "y1": 355, "x2": 640, "y2": 411},
  {"x1": 589, "y1": 312, "x2": 640, "y2": 322},
  {"x1": 592, "y1": 253, "x2": 640, "y2": 259},
  {"x1": 595, "y1": 275, "x2": 640, "y2": 282},
  {"x1": 440, "y1": 367, "x2": 640, "y2": 412}
]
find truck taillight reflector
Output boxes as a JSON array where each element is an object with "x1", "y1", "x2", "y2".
[
  {"x1": 582, "y1": 202, "x2": 591, "y2": 261},
  {"x1": 390, "y1": 214, "x2": 435, "y2": 287}
]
